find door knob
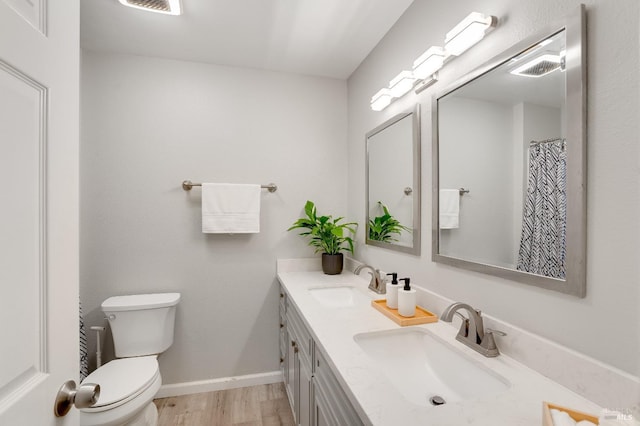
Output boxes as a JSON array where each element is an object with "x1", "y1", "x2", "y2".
[{"x1": 54, "y1": 380, "x2": 100, "y2": 417}]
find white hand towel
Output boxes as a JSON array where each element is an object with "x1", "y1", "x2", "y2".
[
  {"x1": 202, "y1": 183, "x2": 261, "y2": 233},
  {"x1": 439, "y1": 189, "x2": 460, "y2": 229}
]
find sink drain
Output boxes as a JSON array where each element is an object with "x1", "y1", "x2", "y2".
[{"x1": 429, "y1": 395, "x2": 446, "y2": 406}]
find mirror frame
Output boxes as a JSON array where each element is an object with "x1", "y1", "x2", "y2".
[
  {"x1": 431, "y1": 5, "x2": 586, "y2": 296},
  {"x1": 366, "y1": 104, "x2": 421, "y2": 255}
]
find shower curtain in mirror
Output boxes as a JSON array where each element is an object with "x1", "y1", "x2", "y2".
[
  {"x1": 80, "y1": 299, "x2": 89, "y2": 381},
  {"x1": 517, "y1": 138, "x2": 566, "y2": 279}
]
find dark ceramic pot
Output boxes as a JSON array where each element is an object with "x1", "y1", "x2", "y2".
[{"x1": 321, "y1": 253, "x2": 343, "y2": 275}]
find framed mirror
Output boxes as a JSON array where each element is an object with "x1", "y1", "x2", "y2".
[
  {"x1": 432, "y1": 6, "x2": 586, "y2": 296},
  {"x1": 366, "y1": 105, "x2": 421, "y2": 255}
]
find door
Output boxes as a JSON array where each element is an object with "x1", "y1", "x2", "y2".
[{"x1": 0, "y1": 1, "x2": 80, "y2": 425}]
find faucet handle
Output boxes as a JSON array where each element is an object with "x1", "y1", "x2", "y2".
[
  {"x1": 456, "y1": 316, "x2": 470, "y2": 338},
  {"x1": 480, "y1": 331, "x2": 499, "y2": 353},
  {"x1": 486, "y1": 328, "x2": 507, "y2": 337}
]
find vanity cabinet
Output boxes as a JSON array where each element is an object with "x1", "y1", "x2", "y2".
[{"x1": 279, "y1": 286, "x2": 363, "y2": 426}]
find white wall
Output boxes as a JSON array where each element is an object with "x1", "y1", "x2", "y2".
[
  {"x1": 347, "y1": 0, "x2": 639, "y2": 377},
  {"x1": 80, "y1": 51, "x2": 348, "y2": 384},
  {"x1": 438, "y1": 97, "x2": 515, "y2": 267}
]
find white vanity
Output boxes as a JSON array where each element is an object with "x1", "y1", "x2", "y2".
[{"x1": 277, "y1": 259, "x2": 603, "y2": 426}]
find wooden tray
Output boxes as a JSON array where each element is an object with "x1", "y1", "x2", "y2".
[
  {"x1": 371, "y1": 299, "x2": 438, "y2": 326},
  {"x1": 542, "y1": 402, "x2": 599, "y2": 426}
]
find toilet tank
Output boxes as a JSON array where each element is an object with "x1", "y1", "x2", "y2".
[{"x1": 102, "y1": 293, "x2": 181, "y2": 358}]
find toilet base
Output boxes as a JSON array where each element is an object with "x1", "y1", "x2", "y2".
[
  {"x1": 126, "y1": 403, "x2": 158, "y2": 426},
  {"x1": 80, "y1": 366, "x2": 161, "y2": 426}
]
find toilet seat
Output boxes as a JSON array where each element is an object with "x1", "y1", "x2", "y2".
[{"x1": 82, "y1": 356, "x2": 159, "y2": 412}]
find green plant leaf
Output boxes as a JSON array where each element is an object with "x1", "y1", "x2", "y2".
[
  {"x1": 368, "y1": 202, "x2": 410, "y2": 242},
  {"x1": 288, "y1": 200, "x2": 358, "y2": 255},
  {"x1": 304, "y1": 200, "x2": 315, "y2": 220}
]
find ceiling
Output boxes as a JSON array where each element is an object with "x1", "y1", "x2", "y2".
[{"x1": 80, "y1": 0, "x2": 415, "y2": 79}]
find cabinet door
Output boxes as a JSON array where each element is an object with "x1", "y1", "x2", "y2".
[
  {"x1": 279, "y1": 306, "x2": 286, "y2": 381},
  {"x1": 312, "y1": 378, "x2": 338, "y2": 426},
  {"x1": 286, "y1": 334, "x2": 298, "y2": 423},
  {"x1": 314, "y1": 349, "x2": 364, "y2": 426},
  {"x1": 293, "y1": 344, "x2": 300, "y2": 423},
  {"x1": 299, "y1": 355, "x2": 312, "y2": 426},
  {"x1": 314, "y1": 398, "x2": 330, "y2": 426}
]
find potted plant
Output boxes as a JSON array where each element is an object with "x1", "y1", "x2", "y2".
[
  {"x1": 288, "y1": 200, "x2": 357, "y2": 275},
  {"x1": 368, "y1": 201, "x2": 411, "y2": 243}
]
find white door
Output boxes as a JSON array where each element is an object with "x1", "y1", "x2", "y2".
[{"x1": 0, "y1": 0, "x2": 80, "y2": 425}]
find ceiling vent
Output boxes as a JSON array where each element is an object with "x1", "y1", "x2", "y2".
[
  {"x1": 118, "y1": 0, "x2": 182, "y2": 15},
  {"x1": 510, "y1": 53, "x2": 562, "y2": 78}
]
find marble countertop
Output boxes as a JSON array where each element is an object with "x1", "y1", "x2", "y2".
[{"x1": 277, "y1": 268, "x2": 602, "y2": 426}]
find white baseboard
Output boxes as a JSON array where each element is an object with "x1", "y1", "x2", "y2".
[{"x1": 155, "y1": 370, "x2": 283, "y2": 399}]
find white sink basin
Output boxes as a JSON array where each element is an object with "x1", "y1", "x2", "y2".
[
  {"x1": 308, "y1": 286, "x2": 362, "y2": 308},
  {"x1": 354, "y1": 328, "x2": 510, "y2": 406}
]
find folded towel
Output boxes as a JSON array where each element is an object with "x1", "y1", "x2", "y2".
[
  {"x1": 202, "y1": 183, "x2": 261, "y2": 233},
  {"x1": 439, "y1": 189, "x2": 460, "y2": 229}
]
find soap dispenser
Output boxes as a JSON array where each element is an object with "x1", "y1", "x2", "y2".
[
  {"x1": 397, "y1": 278, "x2": 416, "y2": 317},
  {"x1": 385, "y1": 273, "x2": 399, "y2": 309}
]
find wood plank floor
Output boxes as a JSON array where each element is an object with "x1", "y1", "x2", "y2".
[{"x1": 154, "y1": 383, "x2": 295, "y2": 426}]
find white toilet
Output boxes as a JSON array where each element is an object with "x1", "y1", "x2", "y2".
[{"x1": 80, "y1": 293, "x2": 181, "y2": 426}]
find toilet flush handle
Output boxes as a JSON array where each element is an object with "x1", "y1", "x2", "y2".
[{"x1": 54, "y1": 380, "x2": 100, "y2": 417}]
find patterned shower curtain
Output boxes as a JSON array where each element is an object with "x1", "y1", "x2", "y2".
[
  {"x1": 80, "y1": 299, "x2": 89, "y2": 381},
  {"x1": 517, "y1": 139, "x2": 567, "y2": 279}
]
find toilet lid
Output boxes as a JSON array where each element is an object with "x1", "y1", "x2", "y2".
[
  {"x1": 83, "y1": 356, "x2": 159, "y2": 408},
  {"x1": 102, "y1": 293, "x2": 180, "y2": 312}
]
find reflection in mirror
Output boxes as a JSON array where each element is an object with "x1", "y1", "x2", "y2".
[
  {"x1": 432, "y1": 6, "x2": 585, "y2": 296},
  {"x1": 366, "y1": 105, "x2": 420, "y2": 255}
]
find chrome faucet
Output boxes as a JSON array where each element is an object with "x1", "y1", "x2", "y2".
[
  {"x1": 441, "y1": 302, "x2": 505, "y2": 357},
  {"x1": 354, "y1": 264, "x2": 385, "y2": 294}
]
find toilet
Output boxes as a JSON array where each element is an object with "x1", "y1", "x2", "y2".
[{"x1": 80, "y1": 293, "x2": 181, "y2": 426}]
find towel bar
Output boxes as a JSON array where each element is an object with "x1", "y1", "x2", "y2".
[{"x1": 182, "y1": 180, "x2": 277, "y2": 193}]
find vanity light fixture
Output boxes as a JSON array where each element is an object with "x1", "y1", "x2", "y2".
[
  {"x1": 412, "y1": 47, "x2": 447, "y2": 80},
  {"x1": 444, "y1": 12, "x2": 497, "y2": 56},
  {"x1": 510, "y1": 53, "x2": 562, "y2": 78},
  {"x1": 118, "y1": 0, "x2": 182, "y2": 15},
  {"x1": 414, "y1": 73, "x2": 439, "y2": 94},
  {"x1": 370, "y1": 89, "x2": 393, "y2": 112},
  {"x1": 369, "y1": 11, "x2": 498, "y2": 111},
  {"x1": 388, "y1": 71, "x2": 416, "y2": 98}
]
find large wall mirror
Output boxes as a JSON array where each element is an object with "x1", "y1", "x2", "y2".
[
  {"x1": 432, "y1": 6, "x2": 586, "y2": 296},
  {"x1": 366, "y1": 105, "x2": 421, "y2": 255}
]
